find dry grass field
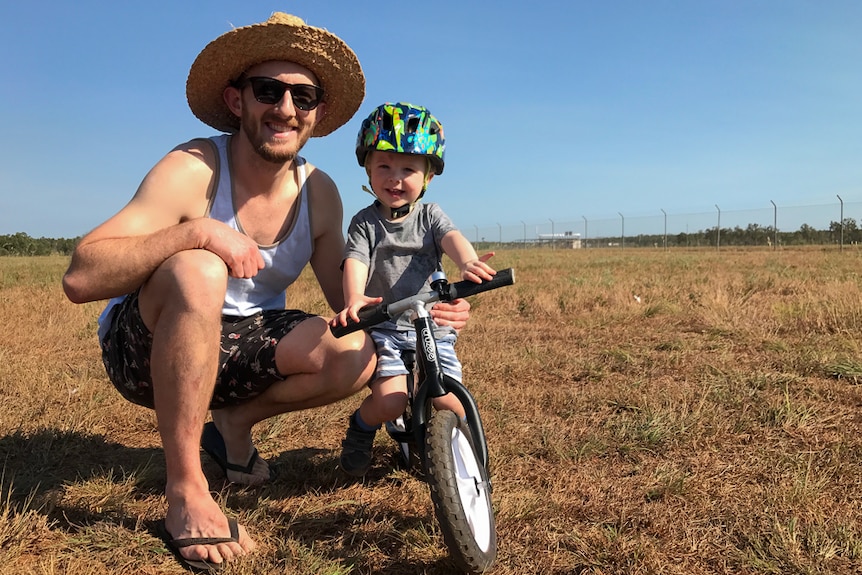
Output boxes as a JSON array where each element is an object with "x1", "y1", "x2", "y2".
[{"x1": 1, "y1": 248, "x2": 862, "y2": 575}]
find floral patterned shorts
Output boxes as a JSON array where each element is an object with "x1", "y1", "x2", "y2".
[{"x1": 100, "y1": 290, "x2": 315, "y2": 409}]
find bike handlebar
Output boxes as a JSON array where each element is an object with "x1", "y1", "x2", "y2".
[{"x1": 330, "y1": 268, "x2": 516, "y2": 338}]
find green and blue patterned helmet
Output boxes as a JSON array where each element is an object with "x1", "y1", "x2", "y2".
[{"x1": 355, "y1": 102, "x2": 446, "y2": 175}]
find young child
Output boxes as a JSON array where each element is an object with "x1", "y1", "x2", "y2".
[{"x1": 332, "y1": 102, "x2": 496, "y2": 477}]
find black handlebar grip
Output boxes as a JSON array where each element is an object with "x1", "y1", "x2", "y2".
[
  {"x1": 330, "y1": 303, "x2": 390, "y2": 338},
  {"x1": 445, "y1": 268, "x2": 515, "y2": 300},
  {"x1": 330, "y1": 268, "x2": 515, "y2": 337}
]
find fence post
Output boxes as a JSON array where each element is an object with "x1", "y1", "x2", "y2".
[
  {"x1": 837, "y1": 195, "x2": 844, "y2": 251},
  {"x1": 715, "y1": 205, "x2": 721, "y2": 250},
  {"x1": 582, "y1": 216, "x2": 588, "y2": 249},
  {"x1": 661, "y1": 208, "x2": 667, "y2": 250},
  {"x1": 770, "y1": 200, "x2": 777, "y2": 250},
  {"x1": 618, "y1": 212, "x2": 625, "y2": 249}
]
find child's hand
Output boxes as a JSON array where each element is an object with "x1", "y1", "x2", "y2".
[
  {"x1": 331, "y1": 294, "x2": 384, "y2": 327},
  {"x1": 461, "y1": 252, "x2": 496, "y2": 283}
]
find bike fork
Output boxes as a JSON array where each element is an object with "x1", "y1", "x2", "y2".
[{"x1": 410, "y1": 302, "x2": 491, "y2": 471}]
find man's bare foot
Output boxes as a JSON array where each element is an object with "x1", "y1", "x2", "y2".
[{"x1": 163, "y1": 486, "x2": 255, "y2": 568}]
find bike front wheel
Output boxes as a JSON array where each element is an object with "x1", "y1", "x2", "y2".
[{"x1": 424, "y1": 410, "x2": 497, "y2": 574}]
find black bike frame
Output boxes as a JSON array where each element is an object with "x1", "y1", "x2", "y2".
[
  {"x1": 409, "y1": 302, "x2": 490, "y2": 469},
  {"x1": 331, "y1": 268, "x2": 516, "y2": 472}
]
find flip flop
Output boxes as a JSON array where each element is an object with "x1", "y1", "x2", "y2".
[
  {"x1": 200, "y1": 422, "x2": 274, "y2": 483},
  {"x1": 156, "y1": 517, "x2": 239, "y2": 572}
]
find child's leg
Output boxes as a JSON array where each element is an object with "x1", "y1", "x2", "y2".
[
  {"x1": 432, "y1": 393, "x2": 465, "y2": 418},
  {"x1": 358, "y1": 374, "x2": 409, "y2": 427},
  {"x1": 340, "y1": 330, "x2": 412, "y2": 477},
  {"x1": 340, "y1": 375, "x2": 410, "y2": 477}
]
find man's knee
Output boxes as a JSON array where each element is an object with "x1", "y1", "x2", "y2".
[
  {"x1": 326, "y1": 332, "x2": 377, "y2": 393},
  {"x1": 139, "y1": 250, "x2": 227, "y2": 327},
  {"x1": 163, "y1": 249, "x2": 227, "y2": 284},
  {"x1": 270, "y1": 320, "x2": 376, "y2": 406}
]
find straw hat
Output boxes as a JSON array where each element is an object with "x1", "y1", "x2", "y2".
[{"x1": 186, "y1": 12, "x2": 365, "y2": 137}]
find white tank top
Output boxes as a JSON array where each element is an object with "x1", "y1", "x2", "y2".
[
  {"x1": 97, "y1": 135, "x2": 314, "y2": 340},
  {"x1": 207, "y1": 134, "x2": 314, "y2": 316}
]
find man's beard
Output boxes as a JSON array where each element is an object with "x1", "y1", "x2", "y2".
[
  {"x1": 241, "y1": 110, "x2": 312, "y2": 164},
  {"x1": 254, "y1": 141, "x2": 297, "y2": 164}
]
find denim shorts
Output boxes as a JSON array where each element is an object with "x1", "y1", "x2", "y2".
[
  {"x1": 370, "y1": 328, "x2": 462, "y2": 382},
  {"x1": 100, "y1": 290, "x2": 315, "y2": 409}
]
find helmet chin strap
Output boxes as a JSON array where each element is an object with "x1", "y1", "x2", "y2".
[
  {"x1": 388, "y1": 202, "x2": 413, "y2": 219},
  {"x1": 363, "y1": 184, "x2": 427, "y2": 220}
]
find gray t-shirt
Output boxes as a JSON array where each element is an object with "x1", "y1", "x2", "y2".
[{"x1": 344, "y1": 201, "x2": 458, "y2": 333}]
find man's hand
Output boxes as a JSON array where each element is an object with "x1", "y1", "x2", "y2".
[
  {"x1": 199, "y1": 220, "x2": 265, "y2": 279},
  {"x1": 430, "y1": 297, "x2": 471, "y2": 331},
  {"x1": 431, "y1": 253, "x2": 493, "y2": 330}
]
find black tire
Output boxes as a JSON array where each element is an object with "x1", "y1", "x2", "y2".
[{"x1": 424, "y1": 410, "x2": 497, "y2": 574}]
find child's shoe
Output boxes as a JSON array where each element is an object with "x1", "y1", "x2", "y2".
[{"x1": 339, "y1": 412, "x2": 377, "y2": 477}]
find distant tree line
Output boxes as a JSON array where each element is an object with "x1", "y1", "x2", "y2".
[
  {"x1": 0, "y1": 232, "x2": 79, "y2": 256},
  {"x1": 3, "y1": 218, "x2": 861, "y2": 256},
  {"x1": 622, "y1": 218, "x2": 861, "y2": 248}
]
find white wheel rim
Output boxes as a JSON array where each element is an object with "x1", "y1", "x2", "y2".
[{"x1": 450, "y1": 426, "x2": 493, "y2": 551}]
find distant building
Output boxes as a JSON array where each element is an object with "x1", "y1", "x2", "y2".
[{"x1": 537, "y1": 231, "x2": 581, "y2": 249}]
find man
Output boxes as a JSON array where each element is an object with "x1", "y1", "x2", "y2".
[{"x1": 63, "y1": 12, "x2": 472, "y2": 571}]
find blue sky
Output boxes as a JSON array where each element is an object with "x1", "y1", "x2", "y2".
[{"x1": 1, "y1": 1, "x2": 860, "y2": 240}]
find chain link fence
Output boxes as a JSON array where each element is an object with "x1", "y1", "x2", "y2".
[{"x1": 467, "y1": 199, "x2": 862, "y2": 251}]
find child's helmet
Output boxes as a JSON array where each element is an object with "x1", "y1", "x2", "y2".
[{"x1": 355, "y1": 102, "x2": 445, "y2": 175}]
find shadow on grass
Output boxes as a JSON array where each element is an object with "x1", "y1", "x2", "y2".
[
  {"x1": 0, "y1": 427, "x2": 167, "y2": 531},
  {"x1": 0, "y1": 428, "x2": 164, "y2": 495},
  {"x1": 284, "y1": 505, "x2": 464, "y2": 575},
  {"x1": 263, "y1": 448, "x2": 468, "y2": 575},
  {"x1": 264, "y1": 446, "x2": 417, "y2": 494},
  {"x1": 0, "y1": 430, "x2": 468, "y2": 573}
]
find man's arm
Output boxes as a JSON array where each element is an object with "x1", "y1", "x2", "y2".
[
  {"x1": 63, "y1": 142, "x2": 263, "y2": 304},
  {"x1": 306, "y1": 166, "x2": 348, "y2": 312}
]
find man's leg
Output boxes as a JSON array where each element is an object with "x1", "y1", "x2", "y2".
[
  {"x1": 138, "y1": 250, "x2": 254, "y2": 566},
  {"x1": 209, "y1": 315, "x2": 376, "y2": 457}
]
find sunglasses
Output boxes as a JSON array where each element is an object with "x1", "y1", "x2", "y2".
[{"x1": 240, "y1": 77, "x2": 324, "y2": 111}]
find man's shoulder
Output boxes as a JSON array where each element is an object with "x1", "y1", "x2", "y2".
[
  {"x1": 164, "y1": 137, "x2": 219, "y2": 171},
  {"x1": 303, "y1": 159, "x2": 334, "y2": 185},
  {"x1": 171, "y1": 136, "x2": 219, "y2": 153}
]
